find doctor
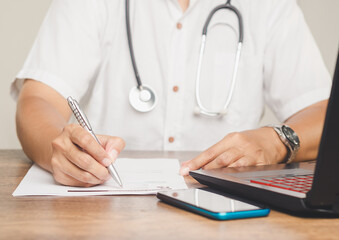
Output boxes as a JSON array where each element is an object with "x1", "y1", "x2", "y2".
[{"x1": 12, "y1": 0, "x2": 331, "y2": 187}]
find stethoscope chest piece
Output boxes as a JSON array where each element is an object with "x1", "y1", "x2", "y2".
[{"x1": 129, "y1": 85, "x2": 157, "y2": 112}]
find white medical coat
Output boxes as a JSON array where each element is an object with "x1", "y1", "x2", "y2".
[{"x1": 11, "y1": 0, "x2": 331, "y2": 151}]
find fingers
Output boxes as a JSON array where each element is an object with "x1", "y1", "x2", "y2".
[
  {"x1": 68, "y1": 125, "x2": 114, "y2": 167},
  {"x1": 179, "y1": 130, "x2": 274, "y2": 176},
  {"x1": 53, "y1": 168, "x2": 99, "y2": 187},
  {"x1": 203, "y1": 148, "x2": 244, "y2": 170},
  {"x1": 228, "y1": 156, "x2": 257, "y2": 168},
  {"x1": 180, "y1": 151, "x2": 255, "y2": 176},
  {"x1": 52, "y1": 136, "x2": 110, "y2": 184},
  {"x1": 65, "y1": 141, "x2": 111, "y2": 181},
  {"x1": 180, "y1": 140, "x2": 229, "y2": 174},
  {"x1": 51, "y1": 124, "x2": 126, "y2": 187},
  {"x1": 180, "y1": 147, "x2": 243, "y2": 176},
  {"x1": 51, "y1": 152, "x2": 104, "y2": 187}
]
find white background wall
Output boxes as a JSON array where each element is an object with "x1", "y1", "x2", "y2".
[{"x1": 0, "y1": 0, "x2": 338, "y2": 149}]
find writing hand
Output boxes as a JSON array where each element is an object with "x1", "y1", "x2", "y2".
[{"x1": 50, "y1": 124, "x2": 125, "y2": 187}]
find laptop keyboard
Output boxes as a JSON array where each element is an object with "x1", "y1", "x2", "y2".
[{"x1": 250, "y1": 174, "x2": 313, "y2": 194}]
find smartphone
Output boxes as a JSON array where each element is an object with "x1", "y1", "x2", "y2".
[{"x1": 157, "y1": 188, "x2": 270, "y2": 220}]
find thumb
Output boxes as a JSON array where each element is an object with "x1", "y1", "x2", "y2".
[{"x1": 98, "y1": 135, "x2": 125, "y2": 162}]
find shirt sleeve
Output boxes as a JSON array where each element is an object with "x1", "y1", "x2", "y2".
[
  {"x1": 11, "y1": 0, "x2": 105, "y2": 101},
  {"x1": 263, "y1": 0, "x2": 331, "y2": 122}
]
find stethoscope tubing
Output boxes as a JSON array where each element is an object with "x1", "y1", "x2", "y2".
[
  {"x1": 126, "y1": 0, "x2": 142, "y2": 90},
  {"x1": 196, "y1": 41, "x2": 242, "y2": 117},
  {"x1": 195, "y1": 1, "x2": 244, "y2": 117},
  {"x1": 202, "y1": 2, "x2": 243, "y2": 43}
]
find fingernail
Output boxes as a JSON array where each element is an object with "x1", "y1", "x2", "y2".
[
  {"x1": 105, "y1": 174, "x2": 111, "y2": 181},
  {"x1": 181, "y1": 161, "x2": 188, "y2": 167},
  {"x1": 108, "y1": 149, "x2": 118, "y2": 160},
  {"x1": 180, "y1": 167, "x2": 190, "y2": 176},
  {"x1": 103, "y1": 158, "x2": 112, "y2": 167}
]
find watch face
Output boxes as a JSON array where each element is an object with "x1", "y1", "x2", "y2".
[{"x1": 282, "y1": 125, "x2": 300, "y2": 146}]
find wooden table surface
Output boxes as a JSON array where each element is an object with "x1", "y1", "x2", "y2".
[{"x1": 1, "y1": 150, "x2": 339, "y2": 240}]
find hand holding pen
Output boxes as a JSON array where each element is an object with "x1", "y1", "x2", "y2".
[
  {"x1": 67, "y1": 97, "x2": 123, "y2": 187},
  {"x1": 49, "y1": 97, "x2": 125, "y2": 187}
]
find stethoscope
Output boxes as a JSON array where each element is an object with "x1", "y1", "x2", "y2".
[{"x1": 126, "y1": 0, "x2": 243, "y2": 117}]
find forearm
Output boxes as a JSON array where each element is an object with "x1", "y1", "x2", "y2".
[
  {"x1": 180, "y1": 99, "x2": 329, "y2": 174},
  {"x1": 16, "y1": 95, "x2": 68, "y2": 172},
  {"x1": 284, "y1": 100, "x2": 328, "y2": 162}
]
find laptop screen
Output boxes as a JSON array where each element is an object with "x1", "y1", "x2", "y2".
[{"x1": 307, "y1": 52, "x2": 339, "y2": 208}]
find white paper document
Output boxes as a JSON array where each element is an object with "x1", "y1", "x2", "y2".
[{"x1": 13, "y1": 158, "x2": 188, "y2": 197}]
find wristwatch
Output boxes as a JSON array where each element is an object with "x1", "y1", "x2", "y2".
[{"x1": 271, "y1": 125, "x2": 300, "y2": 164}]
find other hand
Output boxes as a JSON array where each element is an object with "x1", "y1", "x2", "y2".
[{"x1": 180, "y1": 127, "x2": 287, "y2": 176}]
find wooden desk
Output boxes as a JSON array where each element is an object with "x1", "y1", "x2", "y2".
[{"x1": 1, "y1": 150, "x2": 338, "y2": 240}]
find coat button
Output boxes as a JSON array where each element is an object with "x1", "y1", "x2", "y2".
[
  {"x1": 173, "y1": 86, "x2": 179, "y2": 92},
  {"x1": 176, "y1": 22, "x2": 182, "y2": 30},
  {"x1": 168, "y1": 137, "x2": 175, "y2": 143}
]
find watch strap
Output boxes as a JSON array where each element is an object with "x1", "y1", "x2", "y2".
[{"x1": 271, "y1": 124, "x2": 300, "y2": 164}]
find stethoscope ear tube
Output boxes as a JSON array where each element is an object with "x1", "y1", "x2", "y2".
[
  {"x1": 195, "y1": 2, "x2": 243, "y2": 118},
  {"x1": 202, "y1": 2, "x2": 243, "y2": 43}
]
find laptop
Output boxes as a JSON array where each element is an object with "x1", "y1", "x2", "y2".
[{"x1": 190, "y1": 52, "x2": 339, "y2": 217}]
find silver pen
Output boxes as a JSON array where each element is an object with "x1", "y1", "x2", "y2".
[{"x1": 67, "y1": 96, "x2": 123, "y2": 187}]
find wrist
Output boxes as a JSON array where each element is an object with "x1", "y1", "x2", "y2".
[
  {"x1": 267, "y1": 124, "x2": 300, "y2": 164},
  {"x1": 264, "y1": 127, "x2": 288, "y2": 164}
]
